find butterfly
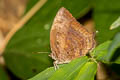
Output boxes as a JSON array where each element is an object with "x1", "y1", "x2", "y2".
[{"x1": 49, "y1": 7, "x2": 96, "y2": 69}]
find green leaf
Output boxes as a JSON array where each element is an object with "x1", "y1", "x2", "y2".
[
  {"x1": 0, "y1": 65, "x2": 9, "y2": 80},
  {"x1": 49, "y1": 56, "x2": 88, "y2": 80},
  {"x1": 105, "y1": 32, "x2": 120, "y2": 62},
  {"x1": 91, "y1": 33, "x2": 120, "y2": 63},
  {"x1": 90, "y1": 41, "x2": 112, "y2": 63},
  {"x1": 74, "y1": 62, "x2": 97, "y2": 80},
  {"x1": 110, "y1": 17, "x2": 120, "y2": 30},
  {"x1": 4, "y1": 52, "x2": 53, "y2": 79},
  {"x1": 28, "y1": 64, "x2": 69, "y2": 80},
  {"x1": 28, "y1": 67, "x2": 55, "y2": 80},
  {"x1": 4, "y1": 0, "x2": 91, "y2": 79},
  {"x1": 29, "y1": 56, "x2": 97, "y2": 80},
  {"x1": 93, "y1": 0, "x2": 120, "y2": 43}
]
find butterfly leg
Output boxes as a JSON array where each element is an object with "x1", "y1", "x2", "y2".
[{"x1": 53, "y1": 61, "x2": 59, "y2": 70}]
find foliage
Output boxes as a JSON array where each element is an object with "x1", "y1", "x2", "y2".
[
  {"x1": 3, "y1": 0, "x2": 120, "y2": 79},
  {"x1": 110, "y1": 17, "x2": 120, "y2": 30},
  {"x1": 29, "y1": 57, "x2": 97, "y2": 80},
  {"x1": 91, "y1": 33, "x2": 120, "y2": 64}
]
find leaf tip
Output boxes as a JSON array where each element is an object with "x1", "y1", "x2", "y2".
[{"x1": 109, "y1": 26, "x2": 114, "y2": 30}]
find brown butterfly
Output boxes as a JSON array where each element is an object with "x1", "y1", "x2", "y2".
[{"x1": 50, "y1": 7, "x2": 96, "y2": 69}]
